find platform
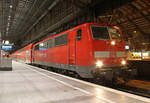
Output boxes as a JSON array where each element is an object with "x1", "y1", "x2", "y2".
[{"x1": 0, "y1": 61, "x2": 149, "y2": 103}]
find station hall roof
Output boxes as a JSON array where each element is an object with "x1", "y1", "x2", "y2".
[{"x1": 0, "y1": 0, "x2": 149, "y2": 51}]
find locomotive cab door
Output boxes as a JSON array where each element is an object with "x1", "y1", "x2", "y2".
[{"x1": 68, "y1": 29, "x2": 82, "y2": 65}]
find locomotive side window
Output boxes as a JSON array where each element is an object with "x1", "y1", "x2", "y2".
[
  {"x1": 55, "y1": 34, "x2": 68, "y2": 46},
  {"x1": 34, "y1": 45, "x2": 39, "y2": 50},
  {"x1": 91, "y1": 26, "x2": 110, "y2": 40},
  {"x1": 76, "y1": 29, "x2": 82, "y2": 41}
]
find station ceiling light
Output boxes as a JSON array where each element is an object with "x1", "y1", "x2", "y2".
[
  {"x1": 10, "y1": 5, "x2": 13, "y2": 8},
  {"x1": 133, "y1": 31, "x2": 137, "y2": 34},
  {"x1": 5, "y1": 40, "x2": 9, "y2": 45}
]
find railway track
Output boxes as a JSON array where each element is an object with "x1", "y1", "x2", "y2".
[
  {"x1": 84, "y1": 78, "x2": 150, "y2": 98},
  {"x1": 116, "y1": 85, "x2": 150, "y2": 98}
]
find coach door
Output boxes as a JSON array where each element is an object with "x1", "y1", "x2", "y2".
[
  {"x1": 68, "y1": 30, "x2": 76, "y2": 65},
  {"x1": 26, "y1": 50, "x2": 30, "y2": 63}
]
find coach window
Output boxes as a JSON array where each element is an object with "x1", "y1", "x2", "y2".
[
  {"x1": 34, "y1": 45, "x2": 39, "y2": 50},
  {"x1": 39, "y1": 42, "x2": 47, "y2": 50},
  {"x1": 76, "y1": 29, "x2": 82, "y2": 41},
  {"x1": 46, "y1": 41, "x2": 49, "y2": 48},
  {"x1": 43, "y1": 41, "x2": 48, "y2": 48}
]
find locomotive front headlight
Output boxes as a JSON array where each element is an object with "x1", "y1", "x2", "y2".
[
  {"x1": 111, "y1": 41, "x2": 115, "y2": 45},
  {"x1": 121, "y1": 60, "x2": 126, "y2": 65},
  {"x1": 96, "y1": 61, "x2": 103, "y2": 67}
]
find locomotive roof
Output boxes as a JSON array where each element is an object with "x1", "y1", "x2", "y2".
[{"x1": 34, "y1": 22, "x2": 113, "y2": 45}]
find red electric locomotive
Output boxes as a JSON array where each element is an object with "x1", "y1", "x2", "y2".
[
  {"x1": 12, "y1": 23, "x2": 127, "y2": 80},
  {"x1": 31, "y1": 22, "x2": 126, "y2": 80}
]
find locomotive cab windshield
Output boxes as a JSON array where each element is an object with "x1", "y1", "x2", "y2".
[
  {"x1": 91, "y1": 25, "x2": 109, "y2": 40},
  {"x1": 91, "y1": 25, "x2": 122, "y2": 41},
  {"x1": 108, "y1": 27, "x2": 122, "y2": 41}
]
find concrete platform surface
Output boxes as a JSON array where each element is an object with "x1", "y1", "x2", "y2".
[{"x1": 0, "y1": 61, "x2": 150, "y2": 103}]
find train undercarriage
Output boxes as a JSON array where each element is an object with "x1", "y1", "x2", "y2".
[{"x1": 31, "y1": 62, "x2": 136, "y2": 84}]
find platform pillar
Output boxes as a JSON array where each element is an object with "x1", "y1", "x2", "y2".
[{"x1": 0, "y1": 33, "x2": 12, "y2": 71}]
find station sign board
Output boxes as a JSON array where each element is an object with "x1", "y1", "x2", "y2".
[{"x1": 1, "y1": 45, "x2": 12, "y2": 50}]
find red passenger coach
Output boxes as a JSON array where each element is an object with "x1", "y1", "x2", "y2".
[
  {"x1": 31, "y1": 23, "x2": 127, "y2": 80},
  {"x1": 12, "y1": 44, "x2": 33, "y2": 64}
]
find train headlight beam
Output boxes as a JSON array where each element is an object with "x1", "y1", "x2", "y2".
[{"x1": 96, "y1": 61, "x2": 103, "y2": 67}]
